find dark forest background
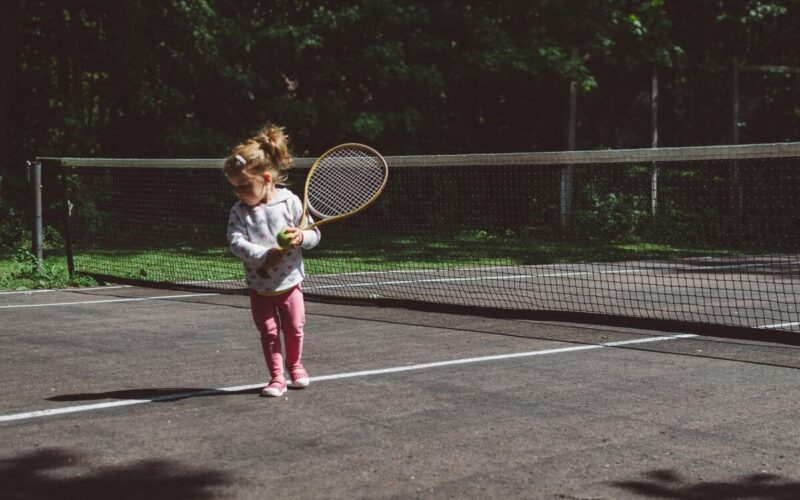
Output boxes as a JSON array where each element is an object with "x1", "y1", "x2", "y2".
[{"x1": 1, "y1": 0, "x2": 799, "y2": 251}]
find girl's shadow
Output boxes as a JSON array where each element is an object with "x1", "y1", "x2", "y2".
[{"x1": 47, "y1": 387, "x2": 263, "y2": 403}]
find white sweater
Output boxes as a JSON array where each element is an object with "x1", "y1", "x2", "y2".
[{"x1": 227, "y1": 187, "x2": 320, "y2": 293}]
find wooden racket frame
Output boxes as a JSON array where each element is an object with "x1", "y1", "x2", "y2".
[{"x1": 298, "y1": 143, "x2": 388, "y2": 230}]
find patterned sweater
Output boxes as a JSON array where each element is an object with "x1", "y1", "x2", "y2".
[{"x1": 227, "y1": 187, "x2": 320, "y2": 293}]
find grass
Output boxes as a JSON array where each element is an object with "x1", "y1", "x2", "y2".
[
  {"x1": 0, "y1": 231, "x2": 739, "y2": 292},
  {"x1": 0, "y1": 251, "x2": 98, "y2": 291},
  {"x1": 72, "y1": 247, "x2": 243, "y2": 283},
  {"x1": 308, "y1": 233, "x2": 735, "y2": 273}
]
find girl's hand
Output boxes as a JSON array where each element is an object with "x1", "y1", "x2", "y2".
[{"x1": 281, "y1": 227, "x2": 304, "y2": 248}]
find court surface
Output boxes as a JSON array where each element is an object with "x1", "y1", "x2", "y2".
[{"x1": 2, "y1": 286, "x2": 800, "y2": 499}]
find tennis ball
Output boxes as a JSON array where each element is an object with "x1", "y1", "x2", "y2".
[{"x1": 277, "y1": 228, "x2": 293, "y2": 249}]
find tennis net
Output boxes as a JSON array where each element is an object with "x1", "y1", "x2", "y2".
[{"x1": 41, "y1": 142, "x2": 800, "y2": 333}]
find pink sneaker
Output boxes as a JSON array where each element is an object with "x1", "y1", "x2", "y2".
[
  {"x1": 261, "y1": 377, "x2": 287, "y2": 397},
  {"x1": 289, "y1": 364, "x2": 310, "y2": 388}
]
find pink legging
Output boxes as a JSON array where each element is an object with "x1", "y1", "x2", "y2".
[{"x1": 248, "y1": 286, "x2": 305, "y2": 378}]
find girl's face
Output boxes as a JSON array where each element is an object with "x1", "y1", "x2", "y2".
[{"x1": 227, "y1": 171, "x2": 272, "y2": 206}]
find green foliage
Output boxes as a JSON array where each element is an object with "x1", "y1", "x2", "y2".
[
  {"x1": 573, "y1": 190, "x2": 648, "y2": 243},
  {"x1": 0, "y1": 247, "x2": 96, "y2": 290},
  {"x1": 352, "y1": 113, "x2": 385, "y2": 141},
  {"x1": 0, "y1": 201, "x2": 82, "y2": 289},
  {"x1": 5, "y1": 0, "x2": 798, "y2": 166},
  {"x1": 0, "y1": 203, "x2": 28, "y2": 254}
]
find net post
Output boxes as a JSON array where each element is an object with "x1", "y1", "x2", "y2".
[
  {"x1": 60, "y1": 164, "x2": 75, "y2": 278},
  {"x1": 28, "y1": 160, "x2": 43, "y2": 271}
]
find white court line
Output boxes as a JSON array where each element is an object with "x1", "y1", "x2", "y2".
[
  {"x1": 759, "y1": 321, "x2": 800, "y2": 329},
  {"x1": 0, "y1": 293, "x2": 219, "y2": 309},
  {"x1": 0, "y1": 333, "x2": 696, "y2": 424}
]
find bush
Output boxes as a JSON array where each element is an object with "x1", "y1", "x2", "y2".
[
  {"x1": 0, "y1": 246, "x2": 96, "y2": 290},
  {"x1": 572, "y1": 190, "x2": 647, "y2": 243},
  {"x1": 0, "y1": 178, "x2": 28, "y2": 253},
  {"x1": 0, "y1": 214, "x2": 27, "y2": 253}
]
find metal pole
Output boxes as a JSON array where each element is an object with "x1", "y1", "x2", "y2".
[
  {"x1": 29, "y1": 160, "x2": 43, "y2": 270},
  {"x1": 731, "y1": 61, "x2": 742, "y2": 220},
  {"x1": 561, "y1": 45, "x2": 578, "y2": 229},
  {"x1": 567, "y1": 47, "x2": 578, "y2": 151},
  {"x1": 732, "y1": 61, "x2": 740, "y2": 145},
  {"x1": 650, "y1": 66, "x2": 659, "y2": 219}
]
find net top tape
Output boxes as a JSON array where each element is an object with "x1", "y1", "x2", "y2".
[{"x1": 38, "y1": 141, "x2": 800, "y2": 170}]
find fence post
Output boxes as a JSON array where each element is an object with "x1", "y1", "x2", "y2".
[
  {"x1": 61, "y1": 167, "x2": 75, "y2": 278},
  {"x1": 28, "y1": 160, "x2": 43, "y2": 270}
]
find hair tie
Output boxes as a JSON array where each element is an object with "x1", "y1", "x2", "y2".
[{"x1": 234, "y1": 154, "x2": 246, "y2": 166}]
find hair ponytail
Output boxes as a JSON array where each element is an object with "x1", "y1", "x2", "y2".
[
  {"x1": 255, "y1": 125, "x2": 292, "y2": 171},
  {"x1": 224, "y1": 124, "x2": 293, "y2": 184}
]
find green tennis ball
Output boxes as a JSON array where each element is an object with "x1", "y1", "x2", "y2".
[{"x1": 277, "y1": 228, "x2": 293, "y2": 249}]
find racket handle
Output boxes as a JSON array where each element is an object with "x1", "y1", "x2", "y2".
[{"x1": 301, "y1": 220, "x2": 323, "y2": 230}]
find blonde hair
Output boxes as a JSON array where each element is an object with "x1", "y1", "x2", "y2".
[{"x1": 224, "y1": 124, "x2": 292, "y2": 184}]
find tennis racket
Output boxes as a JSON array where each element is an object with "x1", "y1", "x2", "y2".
[
  {"x1": 296, "y1": 143, "x2": 388, "y2": 230},
  {"x1": 271, "y1": 143, "x2": 388, "y2": 255},
  {"x1": 260, "y1": 143, "x2": 387, "y2": 274}
]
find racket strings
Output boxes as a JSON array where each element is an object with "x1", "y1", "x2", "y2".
[
  {"x1": 307, "y1": 148, "x2": 386, "y2": 218},
  {"x1": 311, "y1": 167, "x2": 383, "y2": 209},
  {"x1": 310, "y1": 179, "x2": 371, "y2": 213},
  {"x1": 309, "y1": 174, "x2": 381, "y2": 215}
]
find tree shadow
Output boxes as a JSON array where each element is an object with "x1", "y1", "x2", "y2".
[
  {"x1": 674, "y1": 256, "x2": 800, "y2": 279},
  {"x1": 0, "y1": 448, "x2": 231, "y2": 499},
  {"x1": 612, "y1": 469, "x2": 800, "y2": 499},
  {"x1": 48, "y1": 387, "x2": 260, "y2": 403}
]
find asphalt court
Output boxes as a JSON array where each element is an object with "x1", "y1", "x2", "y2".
[{"x1": 2, "y1": 286, "x2": 800, "y2": 499}]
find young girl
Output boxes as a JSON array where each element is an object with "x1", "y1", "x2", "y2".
[{"x1": 224, "y1": 125, "x2": 320, "y2": 397}]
